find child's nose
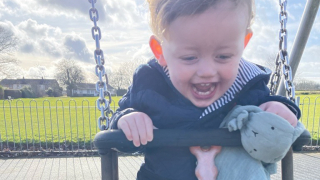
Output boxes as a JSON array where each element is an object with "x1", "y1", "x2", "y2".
[{"x1": 197, "y1": 60, "x2": 217, "y2": 78}]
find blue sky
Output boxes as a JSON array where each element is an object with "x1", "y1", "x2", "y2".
[{"x1": 0, "y1": 0, "x2": 319, "y2": 82}]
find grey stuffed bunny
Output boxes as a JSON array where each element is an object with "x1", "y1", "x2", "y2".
[{"x1": 220, "y1": 105, "x2": 305, "y2": 163}]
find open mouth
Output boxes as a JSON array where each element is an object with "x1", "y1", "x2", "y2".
[{"x1": 192, "y1": 83, "x2": 216, "y2": 97}]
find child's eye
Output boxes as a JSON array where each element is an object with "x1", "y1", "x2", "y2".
[
  {"x1": 216, "y1": 55, "x2": 231, "y2": 60},
  {"x1": 181, "y1": 56, "x2": 197, "y2": 61}
]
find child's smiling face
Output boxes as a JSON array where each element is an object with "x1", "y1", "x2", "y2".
[{"x1": 159, "y1": 1, "x2": 251, "y2": 108}]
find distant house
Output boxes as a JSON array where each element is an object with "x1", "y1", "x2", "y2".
[
  {"x1": 71, "y1": 83, "x2": 116, "y2": 97},
  {"x1": 0, "y1": 77, "x2": 60, "y2": 97}
]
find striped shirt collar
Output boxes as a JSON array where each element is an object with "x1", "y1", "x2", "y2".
[{"x1": 161, "y1": 58, "x2": 271, "y2": 119}]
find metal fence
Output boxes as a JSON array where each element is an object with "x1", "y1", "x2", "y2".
[
  {"x1": 299, "y1": 96, "x2": 320, "y2": 149},
  {"x1": 0, "y1": 99, "x2": 117, "y2": 153},
  {"x1": 0, "y1": 97, "x2": 319, "y2": 154}
]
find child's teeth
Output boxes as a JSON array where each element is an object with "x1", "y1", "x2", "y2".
[
  {"x1": 193, "y1": 84, "x2": 216, "y2": 96},
  {"x1": 200, "y1": 83, "x2": 210, "y2": 86}
]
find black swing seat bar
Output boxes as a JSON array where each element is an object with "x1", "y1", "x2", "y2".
[
  {"x1": 95, "y1": 129, "x2": 240, "y2": 154},
  {"x1": 94, "y1": 129, "x2": 311, "y2": 180},
  {"x1": 94, "y1": 129, "x2": 310, "y2": 153}
]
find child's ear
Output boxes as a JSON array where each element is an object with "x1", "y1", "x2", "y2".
[
  {"x1": 149, "y1": 35, "x2": 167, "y2": 66},
  {"x1": 244, "y1": 29, "x2": 253, "y2": 48}
]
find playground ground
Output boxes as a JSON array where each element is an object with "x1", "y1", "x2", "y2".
[{"x1": 0, "y1": 152, "x2": 319, "y2": 180}]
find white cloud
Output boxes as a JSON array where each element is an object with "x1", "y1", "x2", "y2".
[
  {"x1": 102, "y1": 0, "x2": 143, "y2": 26},
  {"x1": 20, "y1": 42, "x2": 34, "y2": 53},
  {"x1": 132, "y1": 44, "x2": 152, "y2": 60},
  {"x1": 300, "y1": 45, "x2": 320, "y2": 63},
  {"x1": 17, "y1": 19, "x2": 59, "y2": 39},
  {"x1": 0, "y1": 0, "x2": 90, "y2": 21},
  {"x1": 243, "y1": 18, "x2": 278, "y2": 66},
  {"x1": 26, "y1": 66, "x2": 48, "y2": 79},
  {"x1": 297, "y1": 61, "x2": 320, "y2": 83},
  {"x1": 0, "y1": 20, "x2": 16, "y2": 34},
  {"x1": 36, "y1": 0, "x2": 88, "y2": 13},
  {"x1": 39, "y1": 38, "x2": 63, "y2": 58},
  {"x1": 0, "y1": 1, "x2": 3, "y2": 18},
  {"x1": 313, "y1": 16, "x2": 320, "y2": 34},
  {"x1": 1, "y1": 0, "x2": 319, "y2": 84},
  {"x1": 1, "y1": 18, "x2": 93, "y2": 66},
  {"x1": 12, "y1": 19, "x2": 63, "y2": 58},
  {"x1": 1, "y1": 1, "x2": 21, "y2": 17},
  {"x1": 291, "y1": 3, "x2": 303, "y2": 9},
  {"x1": 34, "y1": 0, "x2": 89, "y2": 19},
  {"x1": 63, "y1": 33, "x2": 92, "y2": 63},
  {"x1": 13, "y1": 0, "x2": 149, "y2": 27}
]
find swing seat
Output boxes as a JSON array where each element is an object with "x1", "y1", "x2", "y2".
[
  {"x1": 292, "y1": 129, "x2": 311, "y2": 151},
  {"x1": 94, "y1": 128, "x2": 311, "y2": 180}
]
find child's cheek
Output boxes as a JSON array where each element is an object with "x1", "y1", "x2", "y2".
[
  {"x1": 223, "y1": 68, "x2": 238, "y2": 80},
  {"x1": 224, "y1": 62, "x2": 240, "y2": 79}
]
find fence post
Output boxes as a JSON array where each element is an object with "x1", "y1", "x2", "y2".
[
  {"x1": 281, "y1": 148, "x2": 294, "y2": 180},
  {"x1": 101, "y1": 150, "x2": 118, "y2": 180},
  {"x1": 296, "y1": 96, "x2": 300, "y2": 107}
]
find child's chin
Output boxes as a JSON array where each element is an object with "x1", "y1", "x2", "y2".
[{"x1": 192, "y1": 100, "x2": 214, "y2": 108}]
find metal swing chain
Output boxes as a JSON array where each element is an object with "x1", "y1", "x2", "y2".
[
  {"x1": 88, "y1": 0, "x2": 113, "y2": 130},
  {"x1": 269, "y1": 0, "x2": 295, "y2": 103}
]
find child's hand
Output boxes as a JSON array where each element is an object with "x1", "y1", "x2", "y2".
[
  {"x1": 117, "y1": 112, "x2": 154, "y2": 147},
  {"x1": 259, "y1": 101, "x2": 298, "y2": 127}
]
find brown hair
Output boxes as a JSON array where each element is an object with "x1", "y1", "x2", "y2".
[{"x1": 147, "y1": 0, "x2": 255, "y2": 39}]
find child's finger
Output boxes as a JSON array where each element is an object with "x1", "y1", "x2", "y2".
[
  {"x1": 128, "y1": 118, "x2": 141, "y2": 147},
  {"x1": 143, "y1": 116, "x2": 154, "y2": 142},
  {"x1": 118, "y1": 120, "x2": 133, "y2": 141},
  {"x1": 135, "y1": 118, "x2": 148, "y2": 145}
]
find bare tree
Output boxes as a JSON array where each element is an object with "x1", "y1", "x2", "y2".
[
  {"x1": 54, "y1": 58, "x2": 85, "y2": 95},
  {"x1": 259, "y1": 53, "x2": 277, "y2": 70},
  {"x1": 109, "y1": 57, "x2": 148, "y2": 90},
  {"x1": 109, "y1": 69, "x2": 126, "y2": 90},
  {"x1": 0, "y1": 26, "x2": 19, "y2": 79},
  {"x1": 294, "y1": 78, "x2": 320, "y2": 91},
  {"x1": 123, "y1": 58, "x2": 148, "y2": 86}
]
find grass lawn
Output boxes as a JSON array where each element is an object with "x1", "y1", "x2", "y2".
[
  {"x1": 0, "y1": 96, "x2": 121, "y2": 150},
  {"x1": 0, "y1": 94, "x2": 319, "y2": 150},
  {"x1": 298, "y1": 94, "x2": 320, "y2": 145}
]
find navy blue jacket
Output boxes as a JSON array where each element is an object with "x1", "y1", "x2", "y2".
[{"x1": 110, "y1": 58, "x2": 300, "y2": 180}]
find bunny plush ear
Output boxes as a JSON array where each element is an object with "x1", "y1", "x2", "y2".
[
  {"x1": 227, "y1": 111, "x2": 248, "y2": 131},
  {"x1": 220, "y1": 105, "x2": 263, "y2": 131}
]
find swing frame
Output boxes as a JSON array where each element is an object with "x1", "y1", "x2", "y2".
[
  {"x1": 95, "y1": 128, "x2": 311, "y2": 180},
  {"x1": 92, "y1": 0, "x2": 320, "y2": 179}
]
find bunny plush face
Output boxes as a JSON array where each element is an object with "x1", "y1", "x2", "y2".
[
  {"x1": 221, "y1": 105, "x2": 305, "y2": 163},
  {"x1": 242, "y1": 112, "x2": 296, "y2": 163}
]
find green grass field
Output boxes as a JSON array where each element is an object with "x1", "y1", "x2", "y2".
[
  {"x1": 298, "y1": 94, "x2": 320, "y2": 145},
  {"x1": 0, "y1": 96, "x2": 122, "y2": 150},
  {"x1": 0, "y1": 94, "x2": 319, "y2": 150}
]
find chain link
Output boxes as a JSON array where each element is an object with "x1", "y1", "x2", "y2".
[
  {"x1": 88, "y1": 0, "x2": 112, "y2": 130},
  {"x1": 269, "y1": 0, "x2": 295, "y2": 103}
]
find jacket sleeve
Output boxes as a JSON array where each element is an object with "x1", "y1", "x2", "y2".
[
  {"x1": 109, "y1": 87, "x2": 144, "y2": 153},
  {"x1": 237, "y1": 79, "x2": 301, "y2": 119},
  {"x1": 109, "y1": 63, "x2": 149, "y2": 129},
  {"x1": 109, "y1": 64, "x2": 156, "y2": 153},
  {"x1": 110, "y1": 61, "x2": 170, "y2": 130},
  {"x1": 110, "y1": 85, "x2": 138, "y2": 129},
  {"x1": 260, "y1": 95, "x2": 301, "y2": 119}
]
